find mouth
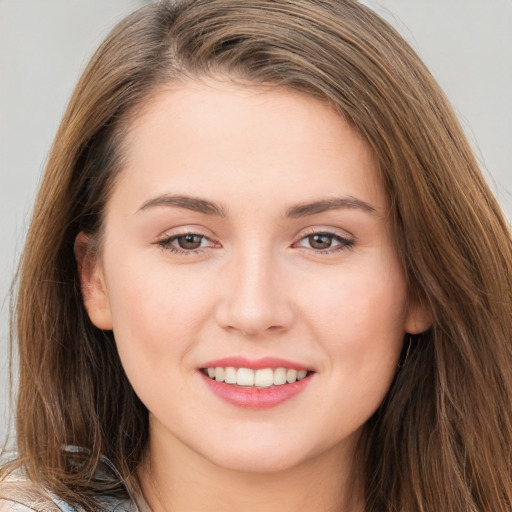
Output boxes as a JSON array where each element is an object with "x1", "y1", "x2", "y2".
[
  {"x1": 200, "y1": 366, "x2": 314, "y2": 388},
  {"x1": 198, "y1": 359, "x2": 315, "y2": 409}
]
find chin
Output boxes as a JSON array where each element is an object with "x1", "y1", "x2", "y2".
[
  {"x1": 210, "y1": 451, "x2": 306, "y2": 474},
  {"x1": 197, "y1": 435, "x2": 325, "y2": 475}
]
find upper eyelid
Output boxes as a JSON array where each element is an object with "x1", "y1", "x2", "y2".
[
  {"x1": 156, "y1": 233, "x2": 218, "y2": 255},
  {"x1": 293, "y1": 226, "x2": 355, "y2": 242},
  {"x1": 156, "y1": 224, "x2": 217, "y2": 240}
]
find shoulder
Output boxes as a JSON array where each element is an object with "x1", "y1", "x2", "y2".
[
  {"x1": 0, "y1": 475, "x2": 65, "y2": 512},
  {"x1": 0, "y1": 500, "x2": 38, "y2": 512},
  {"x1": 0, "y1": 449, "x2": 145, "y2": 512},
  {"x1": 0, "y1": 473, "x2": 138, "y2": 512}
]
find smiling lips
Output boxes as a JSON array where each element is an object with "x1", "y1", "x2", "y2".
[{"x1": 200, "y1": 357, "x2": 314, "y2": 408}]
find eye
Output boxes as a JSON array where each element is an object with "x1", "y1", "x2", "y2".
[
  {"x1": 305, "y1": 233, "x2": 336, "y2": 250},
  {"x1": 156, "y1": 232, "x2": 218, "y2": 254},
  {"x1": 174, "y1": 233, "x2": 206, "y2": 250},
  {"x1": 294, "y1": 231, "x2": 354, "y2": 253}
]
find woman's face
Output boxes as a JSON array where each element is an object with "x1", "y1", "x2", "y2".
[{"x1": 81, "y1": 79, "x2": 428, "y2": 473}]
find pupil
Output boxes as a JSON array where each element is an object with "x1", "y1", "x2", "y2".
[
  {"x1": 178, "y1": 234, "x2": 202, "y2": 249},
  {"x1": 309, "y1": 234, "x2": 331, "y2": 249}
]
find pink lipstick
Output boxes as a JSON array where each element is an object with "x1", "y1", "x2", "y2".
[{"x1": 199, "y1": 356, "x2": 314, "y2": 409}]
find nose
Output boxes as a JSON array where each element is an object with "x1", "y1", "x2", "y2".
[{"x1": 214, "y1": 247, "x2": 294, "y2": 337}]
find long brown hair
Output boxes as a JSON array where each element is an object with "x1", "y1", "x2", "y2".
[{"x1": 2, "y1": 1, "x2": 511, "y2": 510}]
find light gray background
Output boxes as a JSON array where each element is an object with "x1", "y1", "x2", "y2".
[{"x1": 1, "y1": 0, "x2": 511, "y2": 441}]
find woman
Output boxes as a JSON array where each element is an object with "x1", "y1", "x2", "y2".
[{"x1": 1, "y1": 0, "x2": 511, "y2": 511}]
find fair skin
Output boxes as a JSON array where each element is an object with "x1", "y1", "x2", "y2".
[{"x1": 78, "y1": 79, "x2": 429, "y2": 512}]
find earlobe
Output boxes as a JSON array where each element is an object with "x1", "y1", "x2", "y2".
[
  {"x1": 74, "y1": 232, "x2": 113, "y2": 330},
  {"x1": 404, "y1": 298, "x2": 433, "y2": 335}
]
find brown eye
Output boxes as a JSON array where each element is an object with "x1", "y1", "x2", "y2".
[
  {"x1": 176, "y1": 234, "x2": 204, "y2": 250},
  {"x1": 157, "y1": 232, "x2": 218, "y2": 254},
  {"x1": 307, "y1": 234, "x2": 334, "y2": 250},
  {"x1": 294, "y1": 231, "x2": 354, "y2": 254}
]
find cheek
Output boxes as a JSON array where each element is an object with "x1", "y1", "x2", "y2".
[
  {"x1": 299, "y1": 251, "x2": 407, "y2": 397},
  {"x1": 102, "y1": 256, "x2": 215, "y2": 377},
  {"x1": 304, "y1": 256, "x2": 407, "y2": 340},
  {"x1": 102, "y1": 266, "x2": 206, "y2": 413}
]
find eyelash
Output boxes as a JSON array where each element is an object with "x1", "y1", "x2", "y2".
[
  {"x1": 156, "y1": 230, "x2": 355, "y2": 256},
  {"x1": 292, "y1": 230, "x2": 355, "y2": 254},
  {"x1": 156, "y1": 232, "x2": 216, "y2": 255}
]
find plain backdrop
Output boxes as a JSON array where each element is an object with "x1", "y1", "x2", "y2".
[{"x1": 0, "y1": 0, "x2": 511, "y2": 440}]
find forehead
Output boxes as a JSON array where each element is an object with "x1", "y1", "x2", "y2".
[{"x1": 112, "y1": 79, "x2": 387, "y2": 216}]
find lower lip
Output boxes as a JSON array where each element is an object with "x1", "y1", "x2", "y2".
[{"x1": 199, "y1": 372, "x2": 313, "y2": 409}]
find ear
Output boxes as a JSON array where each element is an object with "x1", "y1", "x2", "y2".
[
  {"x1": 404, "y1": 297, "x2": 432, "y2": 335},
  {"x1": 74, "y1": 232, "x2": 113, "y2": 330}
]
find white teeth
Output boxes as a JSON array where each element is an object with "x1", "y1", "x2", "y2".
[
  {"x1": 214, "y1": 367, "x2": 225, "y2": 382},
  {"x1": 237, "y1": 367, "x2": 255, "y2": 386},
  {"x1": 254, "y1": 368, "x2": 274, "y2": 388},
  {"x1": 205, "y1": 366, "x2": 311, "y2": 387},
  {"x1": 273, "y1": 367, "x2": 287, "y2": 386},
  {"x1": 286, "y1": 369, "x2": 297, "y2": 383},
  {"x1": 224, "y1": 366, "x2": 237, "y2": 384}
]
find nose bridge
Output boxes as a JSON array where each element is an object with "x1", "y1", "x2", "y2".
[{"x1": 216, "y1": 241, "x2": 292, "y2": 336}]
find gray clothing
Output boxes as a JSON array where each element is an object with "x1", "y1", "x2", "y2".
[{"x1": 0, "y1": 451, "x2": 150, "y2": 512}]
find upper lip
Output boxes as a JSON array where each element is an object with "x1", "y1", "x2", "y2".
[{"x1": 200, "y1": 356, "x2": 312, "y2": 371}]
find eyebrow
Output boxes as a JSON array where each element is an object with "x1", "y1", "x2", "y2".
[
  {"x1": 285, "y1": 196, "x2": 377, "y2": 218},
  {"x1": 137, "y1": 194, "x2": 377, "y2": 219},
  {"x1": 138, "y1": 194, "x2": 227, "y2": 217}
]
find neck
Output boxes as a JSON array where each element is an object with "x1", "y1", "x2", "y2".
[{"x1": 137, "y1": 421, "x2": 364, "y2": 512}]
